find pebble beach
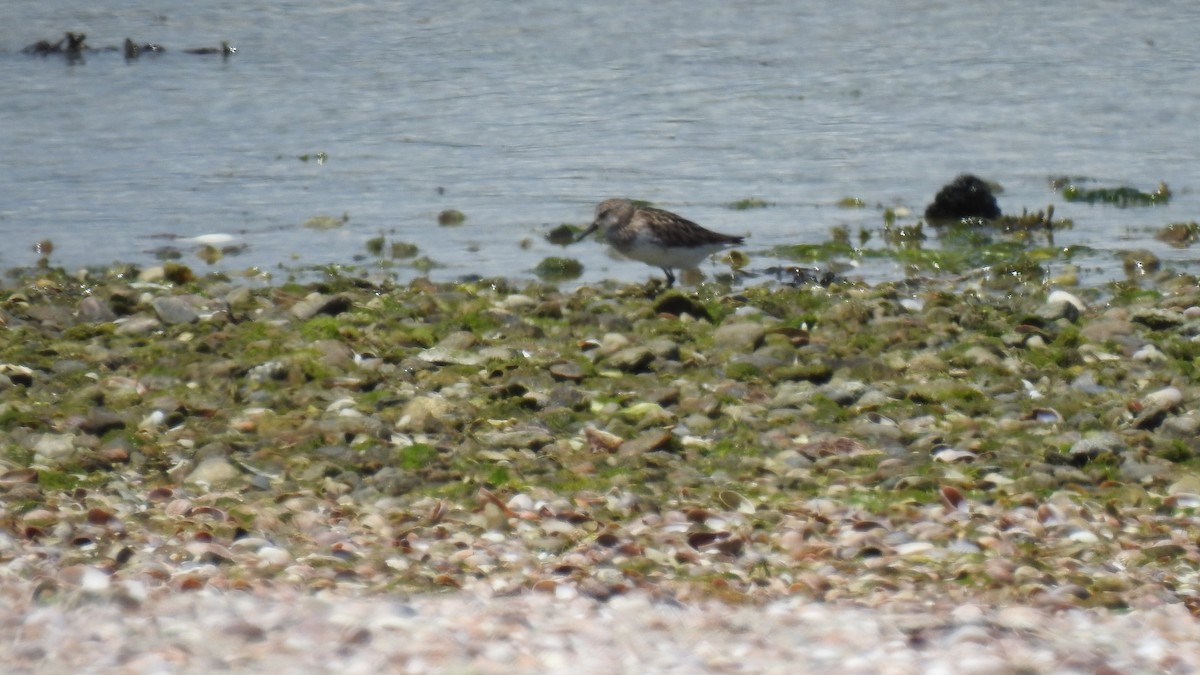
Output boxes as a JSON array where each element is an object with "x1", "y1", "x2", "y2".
[{"x1": 3, "y1": 260, "x2": 1200, "y2": 672}]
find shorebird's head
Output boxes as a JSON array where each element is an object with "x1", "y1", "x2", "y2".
[{"x1": 575, "y1": 198, "x2": 632, "y2": 242}]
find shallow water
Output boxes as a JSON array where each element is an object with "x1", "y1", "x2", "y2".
[{"x1": 2, "y1": 1, "x2": 1199, "y2": 286}]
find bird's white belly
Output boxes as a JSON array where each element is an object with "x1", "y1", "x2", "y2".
[{"x1": 616, "y1": 240, "x2": 727, "y2": 270}]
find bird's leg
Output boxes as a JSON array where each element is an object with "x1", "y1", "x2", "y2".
[{"x1": 662, "y1": 268, "x2": 676, "y2": 289}]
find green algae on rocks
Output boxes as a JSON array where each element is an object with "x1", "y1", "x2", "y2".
[
  {"x1": 437, "y1": 209, "x2": 467, "y2": 226},
  {"x1": 533, "y1": 257, "x2": 584, "y2": 281},
  {"x1": 3, "y1": 262, "x2": 1200, "y2": 608}
]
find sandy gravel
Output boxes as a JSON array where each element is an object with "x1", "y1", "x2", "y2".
[{"x1": 5, "y1": 581, "x2": 1200, "y2": 674}]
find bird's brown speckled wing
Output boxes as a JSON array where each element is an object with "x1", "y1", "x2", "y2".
[{"x1": 636, "y1": 207, "x2": 744, "y2": 248}]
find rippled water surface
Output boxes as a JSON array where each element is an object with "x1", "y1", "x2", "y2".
[{"x1": 3, "y1": 1, "x2": 1199, "y2": 285}]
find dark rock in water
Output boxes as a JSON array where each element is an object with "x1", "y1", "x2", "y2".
[
  {"x1": 22, "y1": 37, "x2": 62, "y2": 55},
  {"x1": 23, "y1": 32, "x2": 87, "y2": 57},
  {"x1": 924, "y1": 174, "x2": 1001, "y2": 222},
  {"x1": 124, "y1": 38, "x2": 165, "y2": 59},
  {"x1": 184, "y1": 41, "x2": 236, "y2": 56},
  {"x1": 65, "y1": 32, "x2": 87, "y2": 55}
]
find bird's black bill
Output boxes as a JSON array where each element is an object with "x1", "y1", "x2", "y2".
[{"x1": 574, "y1": 223, "x2": 600, "y2": 243}]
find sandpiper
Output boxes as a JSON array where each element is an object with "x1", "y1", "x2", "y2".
[{"x1": 575, "y1": 198, "x2": 745, "y2": 288}]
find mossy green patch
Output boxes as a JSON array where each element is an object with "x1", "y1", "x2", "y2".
[
  {"x1": 533, "y1": 257, "x2": 584, "y2": 282},
  {"x1": 1155, "y1": 440, "x2": 1194, "y2": 464},
  {"x1": 299, "y1": 315, "x2": 344, "y2": 341},
  {"x1": 62, "y1": 323, "x2": 115, "y2": 340},
  {"x1": 456, "y1": 310, "x2": 501, "y2": 335},
  {"x1": 486, "y1": 465, "x2": 512, "y2": 487},
  {"x1": 724, "y1": 362, "x2": 762, "y2": 381},
  {"x1": 37, "y1": 469, "x2": 83, "y2": 491},
  {"x1": 397, "y1": 443, "x2": 439, "y2": 470}
]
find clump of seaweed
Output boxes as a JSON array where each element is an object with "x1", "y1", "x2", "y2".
[
  {"x1": 1053, "y1": 178, "x2": 1171, "y2": 207},
  {"x1": 304, "y1": 213, "x2": 349, "y2": 230},
  {"x1": 544, "y1": 224, "x2": 582, "y2": 246},
  {"x1": 365, "y1": 235, "x2": 420, "y2": 260},
  {"x1": 992, "y1": 205, "x2": 1074, "y2": 244},
  {"x1": 882, "y1": 221, "x2": 926, "y2": 248},
  {"x1": 728, "y1": 198, "x2": 771, "y2": 210},
  {"x1": 437, "y1": 209, "x2": 467, "y2": 226},
  {"x1": 993, "y1": 204, "x2": 1070, "y2": 230},
  {"x1": 533, "y1": 256, "x2": 583, "y2": 281}
]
